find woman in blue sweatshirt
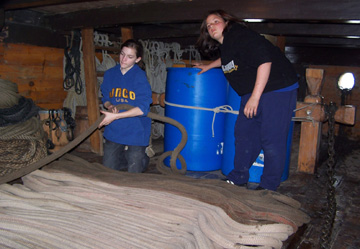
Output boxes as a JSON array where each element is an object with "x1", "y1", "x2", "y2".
[{"x1": 99, "y1": 39, "x2": 152, "y2": 173}]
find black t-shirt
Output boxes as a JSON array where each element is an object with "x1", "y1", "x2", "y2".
[{"x1": 220, "y1": 23, "x2": 298, "y2": 96}]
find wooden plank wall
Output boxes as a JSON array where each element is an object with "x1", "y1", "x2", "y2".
[{"x1": 0, "y1": 43, "x2": 66, "y2": 110}]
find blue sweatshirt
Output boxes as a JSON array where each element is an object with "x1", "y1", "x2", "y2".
[{"x1": 101, "y1": 64, "x2": 152, "y2": 146}]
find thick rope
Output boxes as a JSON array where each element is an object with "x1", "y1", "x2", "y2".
[
  {"x1": 0, "y1": 117, "x2": 44, "y2": 141},
  {"x1": 0, "y1": 104, "x2": 188, "y2": 184},
  {"x1": 165, "y1": 100, "x2": 239, "y2": 137},
  {"x1": 0, "y1": 79, "x2": 21, "y2": 108},
  {"x1": 0, "y1": 169, "x2": 294, "y2": 248},
  {"x1": 0, "y1": 80, "x2": 48, "y2": 178},
  {"x1": 0, "y1": 96, "x2": 40, "y2": 127}
]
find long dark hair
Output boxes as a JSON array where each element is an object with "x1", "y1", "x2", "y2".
[
  {"x1": 121, "y1": 39, "x2": 146, "y2": 70},
  {"x1": 196, "y1": 10, "x2": 246, "y2": 59}
]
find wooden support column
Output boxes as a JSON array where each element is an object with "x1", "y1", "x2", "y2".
[
  {"x1": 297, "y1": 97, "x2": 323, "y2": 173},
  {"x1": 297, "y1": 69, "x2": 324, "y2": 174},
  {"x1": 82, "y1": 28, "x2": 102, "y2": 154},
  {"x1": 121, "y1": 27, "x2": 133, "y2": 42},
  {"x1": 276, "y1": 36, "x2": 286, "y2": 52}
]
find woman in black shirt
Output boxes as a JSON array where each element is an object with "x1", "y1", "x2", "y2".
[{"x1": 195, "y1": 10, "x2": 298, "y2": 191}]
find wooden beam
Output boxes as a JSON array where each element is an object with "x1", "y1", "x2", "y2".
[
  {"x1": 335, "y1": 105, "x2": 356, "y2": 125},
  {"x1": 298, "y1": 118, "x2": 322, "y2": 174},
  {"x1": 46, "y1": 0, "x2": 360, "y2": 31},
  {"x1": 131, "y1": 23, "x2": 200, "y2": 40},
  {"x1": 247, "y1": 22, "x2": 360, "y2": 37},
  {"x1": 0, "y1": 9, "x2": 4, "y2": 30},
  {"x1": 285, "y1": 36, "x2": 360, "y2": 47},
  {"x1": 285, "y1": 46, "x2": 360, "y2": 67},
  {"x1": 81, "y1": 27, "x2": 102, "y2": 154},
  {"x1": 121, "y1": 26, "x2": 133, "y2": 43},
  {"x1": 1, "y1": 0, "x2": 100, "y2": 10},
  {"x1": 297, "y1": 68, "x2": 325, "y2": 174}
]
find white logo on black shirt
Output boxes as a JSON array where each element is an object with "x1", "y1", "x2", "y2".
[{"x1": 222, "y1": 60, "x2": 238, "y2": 74}]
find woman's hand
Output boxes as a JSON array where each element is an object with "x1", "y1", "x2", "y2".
[
  {"x1": 192, "y1": 58, "x2": 221, "y2": 75},
  {"x1": 244, "y1": 62, "x2": 271, "y2": 118},
  {"x1": 192, "y1": 63, "x2": 211, "y2": 75},
  {"x1": 98, "y1": 106, "x2": 144, "y2": 128},
  {"x1": 244, "y1": 95, "x2": 260, "y2": 119},
  {"x1": 98, "y1": 110, "x2": 118, "y2": 128}
]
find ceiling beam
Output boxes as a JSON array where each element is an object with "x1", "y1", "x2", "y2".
[
  {"x1": 1, "y1": 0, "x2": 99, "y2": 10},
  {"x1": 100, "y1": 22, "x2": 360, "y2": 47},
  {"x1": 247, "y1": 22, "x2": 360, "y2": 37},
  {"x1": 129, "y1": 22, "x2": 360, "y2": 40},
  {"x1": 45, "y1": 0, "x2": 360, "y2": 31},
  {"x1": 132, "y1": 23, "x2": 200, "y2": 40},
  {"x1": 285, "y1": 36, "x2": 360, "y2": 48}
]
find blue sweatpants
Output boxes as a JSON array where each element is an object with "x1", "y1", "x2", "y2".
[{"x1": 227, "y1": 89, "x2": 297, "y2": 191}]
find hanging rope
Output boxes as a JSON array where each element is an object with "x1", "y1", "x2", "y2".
[
  {"x1": 184, "y1": 45, "x2": 202, "y2": 66},
  {"x1": 63, "y1": 31, "x2": 83, "y2": 95},
  {"x1": 94, "y1": 31, "x2": 117, "y2": 73},
  {"x1": 140, "y1": 40, "x2": 203, "y2": 139}
]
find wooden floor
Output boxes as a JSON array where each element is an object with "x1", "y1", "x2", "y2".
[{"x1": 71, "y1": 123, "x2": 360, "y2": 249}]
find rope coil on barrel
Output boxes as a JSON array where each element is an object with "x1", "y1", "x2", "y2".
[{"x1": 165, "y1": 100, "x2": 239, "y2": 137}]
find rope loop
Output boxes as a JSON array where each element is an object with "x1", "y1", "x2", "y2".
[{"x1": 165, "y1": 101, "x2": 239, "y2": 137}]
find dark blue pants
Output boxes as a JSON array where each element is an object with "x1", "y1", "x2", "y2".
[
  {"x1": 103, "y1": 139, "x2": 149, "y2": 173},
  {"x1": 227, "y1": 89, "x2": 297, "y2": 191}
]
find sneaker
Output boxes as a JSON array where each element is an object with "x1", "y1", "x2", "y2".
[
  {"x1": 222, "y1": 178, "x2": 247, "y2": 187},
  {"x1": 255, "y1": 186, "x2": 265, "y2": 190}
]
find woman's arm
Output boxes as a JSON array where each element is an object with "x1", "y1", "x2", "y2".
[
  {"x1": 98, "y1": 107, "x2": 144, "y2": 128},
  {"x1": 193, "y1": 58, "x2": 221, "y2": 74},
  {"x1": 244, "y1": 62, "x2": 271, "y2": 118}
]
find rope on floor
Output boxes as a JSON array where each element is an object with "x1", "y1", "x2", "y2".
[{"x1": 0, "y1": 166, "x2": 296, "y2": 249}]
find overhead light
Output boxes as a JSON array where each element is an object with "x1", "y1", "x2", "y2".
[
  {"x1": 338, "y1": 72, "x2": 355, "y2": 91},
  {"x1": 243, "y1": 19, "x2": 264, "y2": 23},
  {"x1": 346, "y1": 20, "x2": 360, "y2": 24}
]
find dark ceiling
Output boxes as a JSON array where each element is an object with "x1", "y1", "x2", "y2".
[{"x1": 1, "y1": 0, "x2": 360, "y2": 66}]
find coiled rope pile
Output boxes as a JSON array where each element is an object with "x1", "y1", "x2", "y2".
[
  {"x1": 0, "y1": 153, "x2": 310, "y2": 249},
  {"x1": 0, "y1": 79, "x2": 47, "y2": 178}
]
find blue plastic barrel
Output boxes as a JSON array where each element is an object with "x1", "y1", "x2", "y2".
[
  {"x1": 221, "y1": 85, "x2": 293, "y2": 182},
  {"x1": 164, "y1": 67, "x2": 227, "y2": 171}
]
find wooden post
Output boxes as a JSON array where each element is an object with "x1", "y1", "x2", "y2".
[
  {"x1": 121, "y1": 27, "x2": 133, "y2": 42},
  {"x1": 81, "y1": 28, "x2": 102, "y2": 154},
  {"x1": 276, "y1": 36, "x2": 286, "y2": 52},
  {"x1": 296, "y1": 69, "x2": 325, "y2": 174},
  {"x1": 297, "y1": 97, "x2": 323, "y2": 173}
]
